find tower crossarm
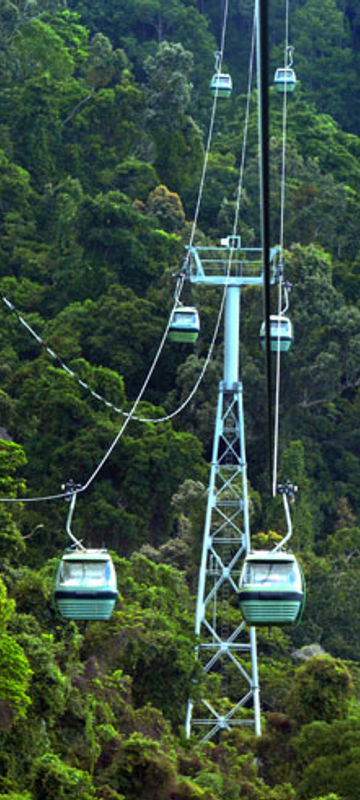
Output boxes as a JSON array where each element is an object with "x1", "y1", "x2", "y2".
[{"x1": 185, "y1": 242, "x2": 280, "y2": 286}]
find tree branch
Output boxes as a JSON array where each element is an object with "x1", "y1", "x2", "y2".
[
  {"x1": 297, "y1": 377, "x2": 360, "y2": 409},
  {"x1": 297, "y1": 395, "x2": 334, "y2": 409},
  {"x1": 63, "y1": 86, "x2": 97, "y2": 126}
]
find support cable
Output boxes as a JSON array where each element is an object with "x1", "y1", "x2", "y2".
[
  {"x1": 256, "y1": 0, "x2": 273, "y2": 491},
  {"x1": 0, "y1": 0, "x2": 257, "y2": 505},
  {"x1": 0, "y1": 6, "x2": 256, "y2": 434},
  {"x1": 186, "y1": 0, "x2": 230, "y2": 254},
  {"x1": 0, "y1": 269, "x2": 221, "y2": 427},
  {"x1": 279, "y1": 0, "x2": 290, "y2": 260},
  {"x1": 272, "y1": 0, "x2": 290, "y2": 497},
  {"x1": 220, "y1": 5, "x2": 256, "y2": 332},
  {"x1": 0, "y1": 0, "x2": 233, "y2": 430},
  {"x1": 0, "y1": 286, "x2": 225, "y2": 503},
  {"x1": 232, "y1": 8, "x2": 256, "y2": 241},
  {"x1": 0, "y1": 295, "x2": 177, "y2": 503}
]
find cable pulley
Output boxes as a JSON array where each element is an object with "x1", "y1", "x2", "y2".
[{"x1": 277, "y1": 480, "x2": 298, "y2": 503}]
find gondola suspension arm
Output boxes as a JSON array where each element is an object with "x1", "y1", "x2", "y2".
[
  {"x1": 287, "y1": 45, "x2": 295, "y2": 68},
  {"x1": 273, "y1": 482, "x2": 298, "y2": 552},
  {"x1": 63, "y1": 480, "x2": 85, "y2": 550}
]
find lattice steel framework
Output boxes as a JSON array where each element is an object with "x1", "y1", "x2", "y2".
[{"x1": 185, "y1": 240, "x2": 278, "y2": 741}]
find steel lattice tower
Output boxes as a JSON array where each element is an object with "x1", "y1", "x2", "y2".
[{"x1": 185, "y1": 240, "x2": 278, "y2": 741}]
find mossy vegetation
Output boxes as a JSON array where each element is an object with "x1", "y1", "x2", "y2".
[{"x1": 0, "y1": 0, "x2": 360, "y2": 796}]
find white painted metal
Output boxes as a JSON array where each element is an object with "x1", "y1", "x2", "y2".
[
  {"x1": 185, "y1": 243, "x2": 279, "y2": 287},
  {"x1": 185, "y1": 242, "x2": 269, "y2": 740},
  {"x1": 224, "y1": 287, "x2": 240, "y2": 387},
  {"x1": 273, "y1": 487, "x2": 297, "y2": 551},
  {"x1": 66, "y1": 492, "x2": 85, "y2": 550}
]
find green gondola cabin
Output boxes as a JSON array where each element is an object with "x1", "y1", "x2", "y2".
[
  {"x1": 260, "y1": 315, "x2": 293, "y2": 352},
  {"x1": 274, "y1": 67, "x2": 297, "y2": 92},
  {"x1": 210, "y1": 73, "x2": 233, "y2": 97},
  {"x1": 55, "y1": 549, "x2": 118, "y2": 620},
  {"x1": 238, "y1": 551, "x2": 305, "y2": 626},
  {"x1": 169, "y1": 306, "x2": 200, "y2": 343}
]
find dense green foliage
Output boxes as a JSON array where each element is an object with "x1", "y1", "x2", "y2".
[{"x1": 0, "y1": 0, "x2": 360, "y2": 796}]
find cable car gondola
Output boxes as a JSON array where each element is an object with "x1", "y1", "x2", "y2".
[
  {"x1": 55, "y1": 548, "x2": 118, "y2": 620},
  {"x1": 168, "y1": 306, "x2": 200, "y2": 343},
  {"x1": 260, "y1": 315, "x2": 293, "y2": 352},
  {"x1": 210, "y1": 73, "x2": 233, "y2": 97},
  {"x1": 238, "y1": 551, "x2": 304, "y2": 626},
  {"x1": 274, "y1": 67, "x2": 297, "y2": 93}
]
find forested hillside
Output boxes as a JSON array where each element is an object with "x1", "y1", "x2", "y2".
[{"x1": 1, "y1": 0, "x2": 360, "y2": 797}]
